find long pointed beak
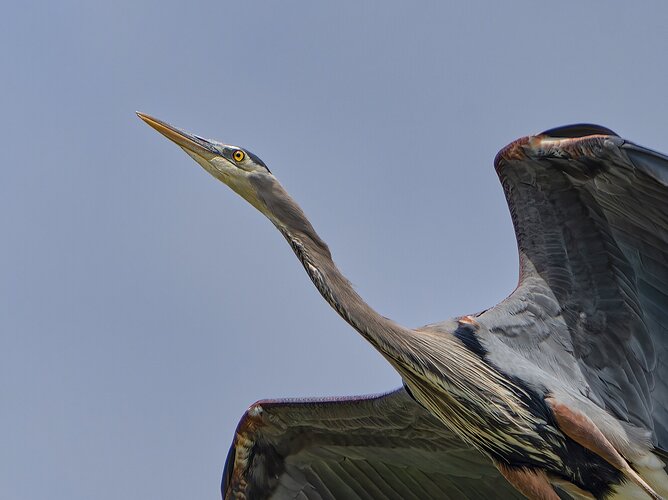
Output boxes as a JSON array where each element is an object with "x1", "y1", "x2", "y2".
[{"x1": 136, "y1": 112, "x2": 218, "y2": 159}]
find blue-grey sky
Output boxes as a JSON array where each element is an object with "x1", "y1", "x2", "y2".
[{"x1": 2, "y1": 2, "x2": 668, "y2": 499}]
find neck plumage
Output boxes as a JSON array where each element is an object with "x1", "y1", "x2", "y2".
[
  {"x1": 254, "y1": 177, "x2": 413, "y2": 363},
  {"x1": 280, "y1": 225, "x2": 414, "y2": 362}
]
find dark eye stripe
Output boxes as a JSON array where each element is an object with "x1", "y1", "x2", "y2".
[{"x1": 245, "y1": 150, "x2": 270, "y2": 173}]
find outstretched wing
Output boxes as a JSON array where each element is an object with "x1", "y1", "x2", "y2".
[
  {"x1": 476, "y1": 126, "x2": 668, "y2": 449},
  {"x1": 222, "y1": 387, "x2": 522, "y2": 499}
]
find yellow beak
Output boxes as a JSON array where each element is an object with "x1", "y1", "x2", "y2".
[{"x1": 136, "y1": 112, "x2": 217, "y2": 159}]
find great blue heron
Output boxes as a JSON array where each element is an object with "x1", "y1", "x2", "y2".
[{"x1": 138, "y1": 113, "x2": 668, "y2": 500}]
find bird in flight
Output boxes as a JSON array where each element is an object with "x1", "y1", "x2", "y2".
[{"x1": 138, "y1": 113, "x2": 668, "y2": 500}]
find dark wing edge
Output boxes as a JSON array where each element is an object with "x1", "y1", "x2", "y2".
[
  {"x1": 222, "y1": 387, "x2": 523, "y2": 499},
  {"x1": 479, "y1": 129, "x2": 668, "y2": 452}
]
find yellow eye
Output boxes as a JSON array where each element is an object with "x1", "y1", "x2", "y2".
[{"x1": 233, "y1": 150, "x2": 245, "y2": 162}]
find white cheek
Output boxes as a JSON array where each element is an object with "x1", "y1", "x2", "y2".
[
  {"x1": 210, "y1": 157, "x2": 232, "y2": 171},
  {"x1": 181, "y1": 149, "x2": 227, "y2": 180},
  {"x1": 206, "y1": 157, "x2": 236, "y2": 180}
]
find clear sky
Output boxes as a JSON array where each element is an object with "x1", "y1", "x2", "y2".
[{"x1": 2, "y1": 2, "x2": 668, "y2": 499}]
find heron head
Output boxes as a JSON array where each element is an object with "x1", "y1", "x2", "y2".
[
  {"x1": 137, "y1": 112, "x2": 276, "y2": 217},
  {"x1": 137, "y1": 113, "x2": 327, "y2": 251}
]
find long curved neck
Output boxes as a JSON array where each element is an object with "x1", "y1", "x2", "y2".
[
  {"x1": 283, "y1": 225, "x2": 414, "y2": 362},
  {"x1": 253, "y1": 176, "x2": 414, "y2": 362}
]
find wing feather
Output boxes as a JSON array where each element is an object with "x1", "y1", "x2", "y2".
[
  {"x1": 476, "y1": 131, "x2": 668, "y2": 450},
  {"x1": 222, "y1": 387, "x2": 523, "y2": 499}
]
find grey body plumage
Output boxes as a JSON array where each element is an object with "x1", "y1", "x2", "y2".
[{"x1": 138, "y1": 113, "x2": 668, "y2": 499}]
